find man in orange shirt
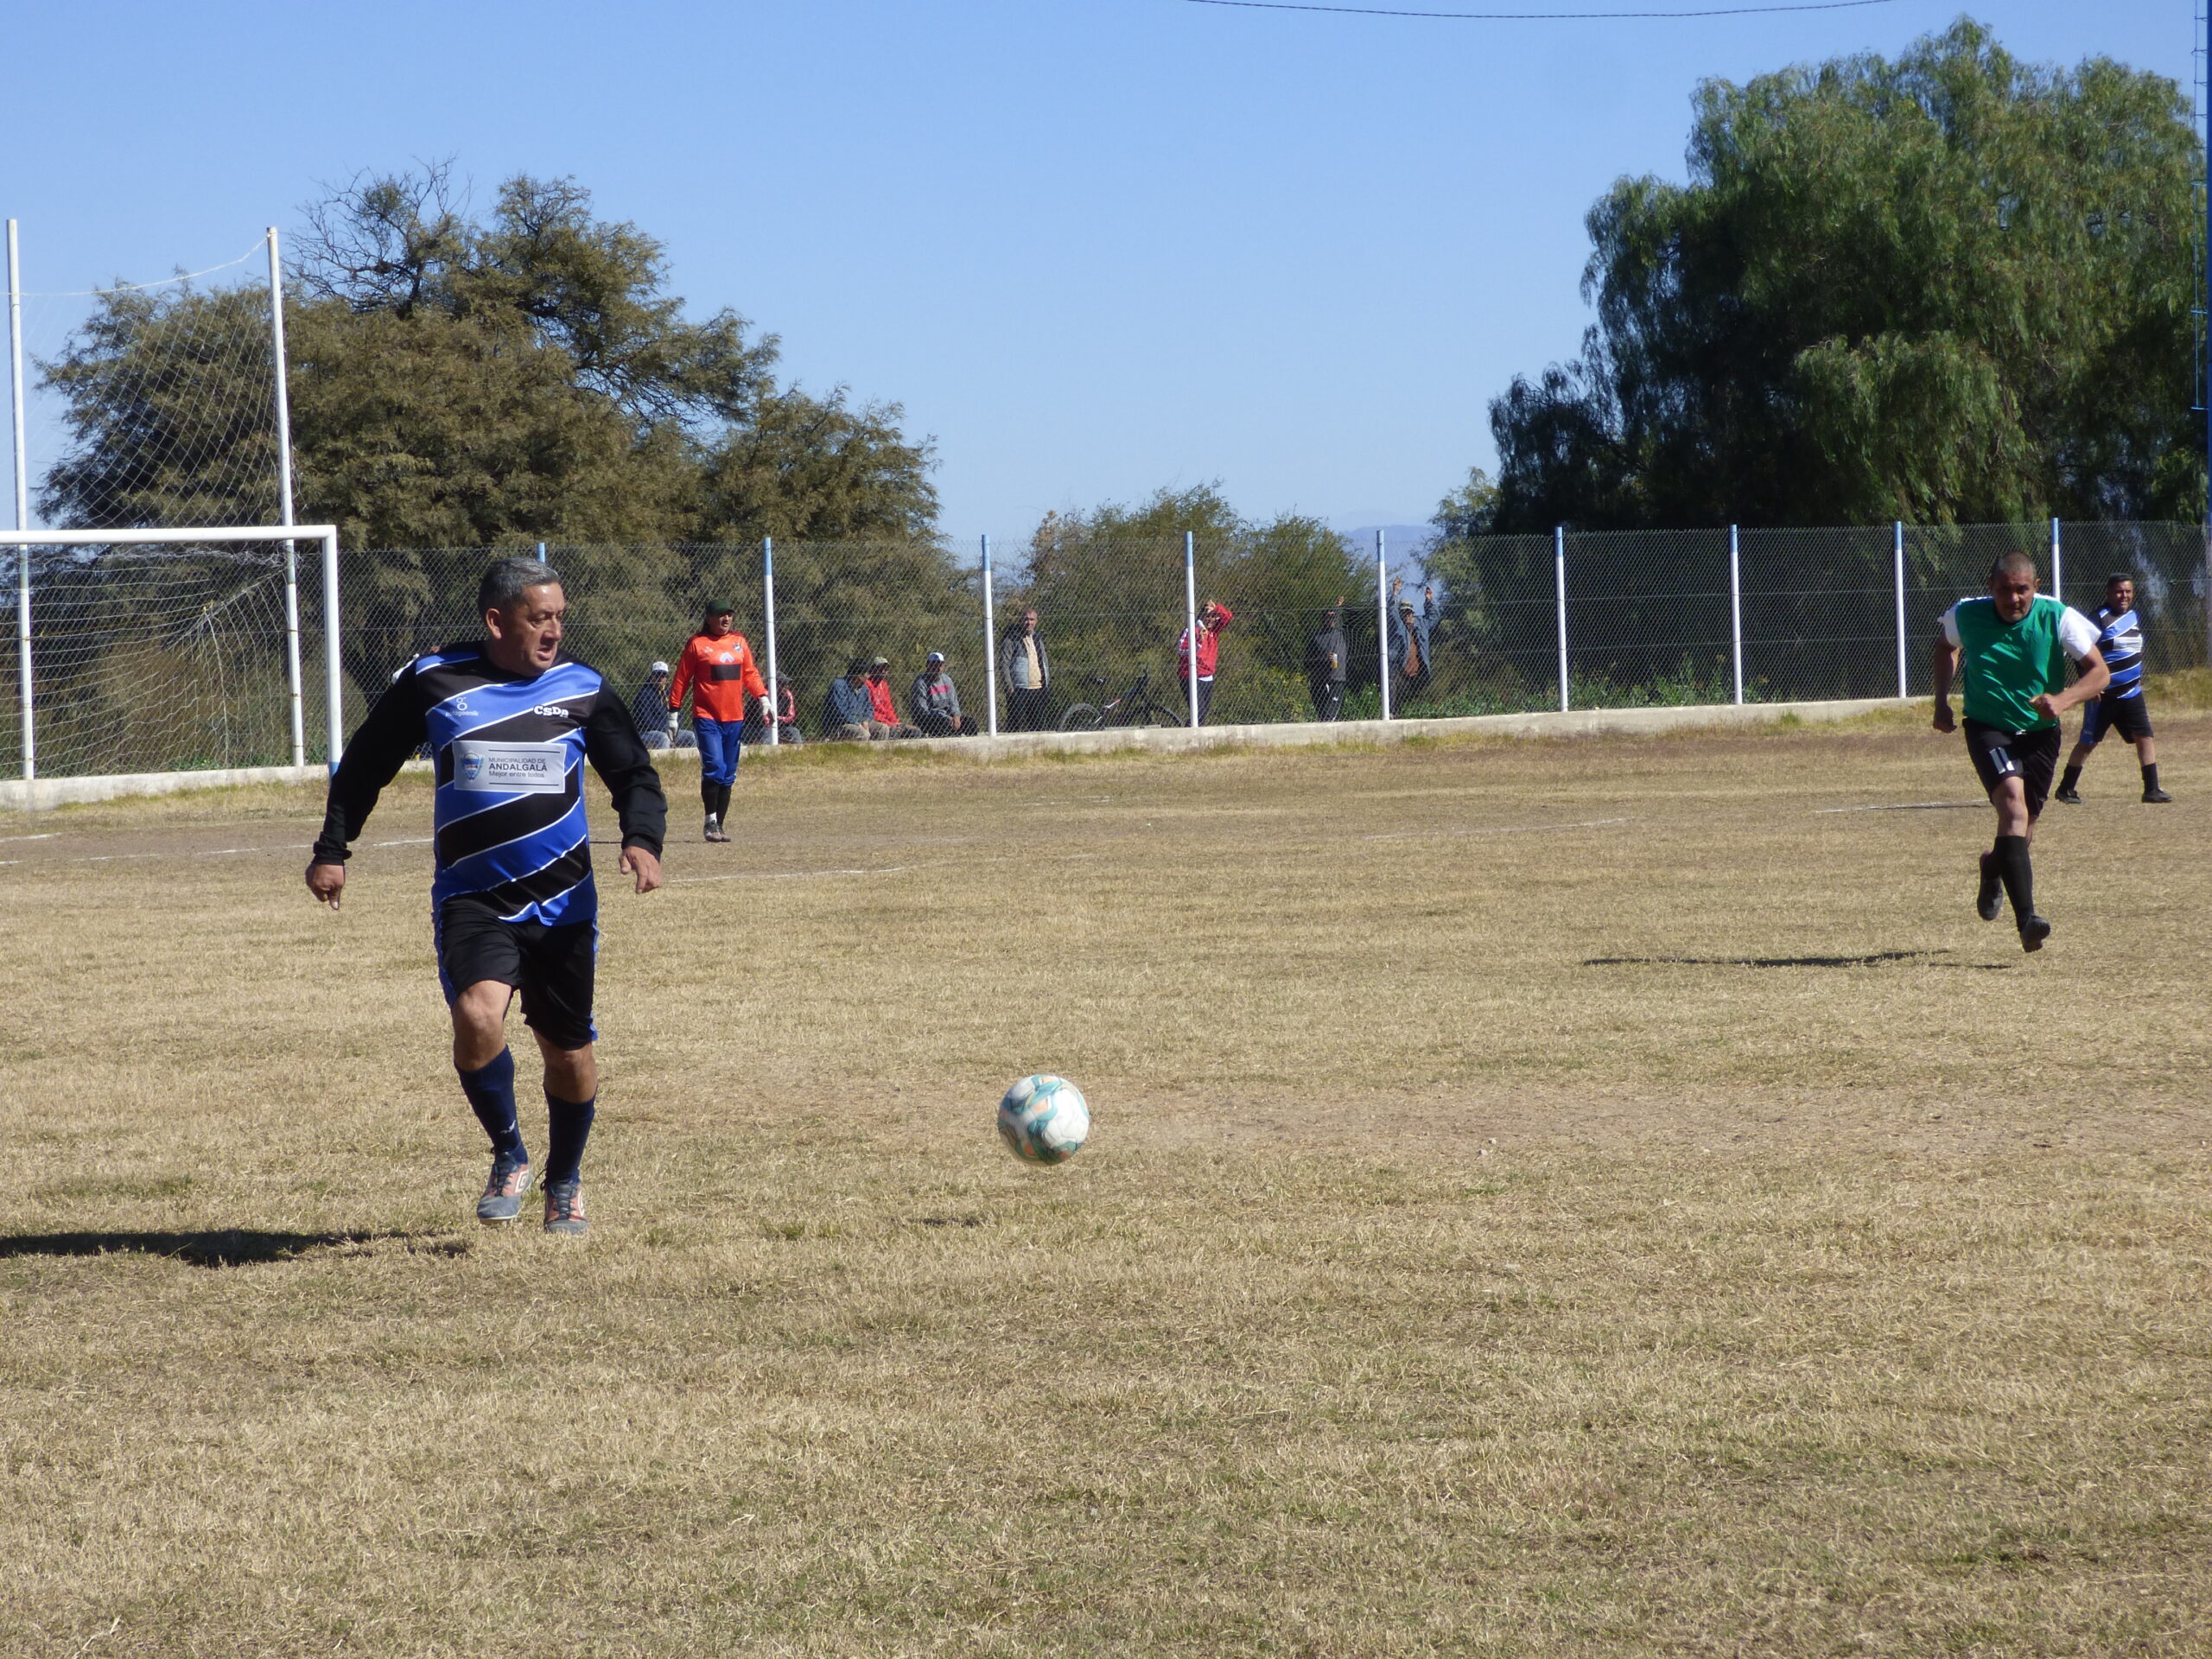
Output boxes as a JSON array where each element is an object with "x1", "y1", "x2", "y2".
[{"x1": 668, "y1": 601, "x2": 767, "y2": 842}]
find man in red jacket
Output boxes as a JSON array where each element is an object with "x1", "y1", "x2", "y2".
[
  {"x1": 1176, "y1": 600, "x2": 1234, "y2": 726},
  {"x1": 669, "y1": 601, "x2": 767, "y2": 842}
]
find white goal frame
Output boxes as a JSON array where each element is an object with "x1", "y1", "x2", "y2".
[{"x1": 3, "y1": 524, "x2": 341, "y2": 781}]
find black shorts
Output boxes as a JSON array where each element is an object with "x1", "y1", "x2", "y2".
[
  {"x1": 435, "y1": 896, "x2": 598, "y2": 1050},
  {"x1": 1963, "y1": 719, "x2": 2061, "y2": 817},
  {"x1": 2079, "y1": 694, "x2": 2152, "y2": 747}
]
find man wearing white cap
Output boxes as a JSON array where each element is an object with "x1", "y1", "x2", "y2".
[
  {"x1": 630, "y1": 660, "x2": 672, "y2": 747},
  {"x1": 910, "y1": 651, "x2": 976, "y2": 736}
]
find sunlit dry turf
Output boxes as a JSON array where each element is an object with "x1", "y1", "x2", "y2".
[{"x1": 2, "y1": 711, "x2": 2208, "y2": 1657}]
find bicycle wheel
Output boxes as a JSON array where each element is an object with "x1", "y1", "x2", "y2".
[
  {"x1": 1145, "y1": 705, "x2": 1187, "y2": 728},
  {"x1": 1058, "y1": 704, "x2": 1104, "y2": 732}
]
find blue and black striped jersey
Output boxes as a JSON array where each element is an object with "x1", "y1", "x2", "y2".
[
  {"x1": 313, "y1": 643, "x2": 666, "y2": 925},
  {"x1": 2093, "y1": 606, "x2": 2144, "y2": 699}
]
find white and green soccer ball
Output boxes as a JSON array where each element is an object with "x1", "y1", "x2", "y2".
[{"x1": 997, "y1": 1074, "x2": 1090, "y2": 1165}]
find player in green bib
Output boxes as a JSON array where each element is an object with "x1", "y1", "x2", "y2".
[{"x1": 1931, "y1": 551, "x2": 2108, "y2": 951}]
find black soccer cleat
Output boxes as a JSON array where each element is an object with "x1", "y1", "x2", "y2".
[
  {"x1": 1975, "y1": 853, "x2": 2003, "y2": 923},
  {"x1": 2018, "y1": 915, "x2": 2052, "y2": 953},
  {"x1": 2053, "y1": 785, "x2": 2082, "y2": 804},
  {"x1": 2143, "y1": 787, "x2": 2173, "y2": 804}
]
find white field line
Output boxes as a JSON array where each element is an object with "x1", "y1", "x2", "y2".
[
  {"x1": 670, "y1": 866, "x2": 912, "y2": 885},
  {"x1": 1362, "y1": 816, "x2": 1636, "y2": 842},
  {"x1": 1812, "y1": 802, "x2": 1985, "y2": 814},
  {"x1": 0, "y1": 832, "x2": 59, "y2": 843}
]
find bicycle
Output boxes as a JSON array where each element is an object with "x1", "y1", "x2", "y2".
[{"x1": 1057, "y1": 667, "x2": 1187, "y2": 731}]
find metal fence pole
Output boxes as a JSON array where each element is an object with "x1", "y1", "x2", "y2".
[
  {"x1": 981, "y1": 533, "x2": 998, "y2": 739},
  {"x1": 267, "y1": 226, "x2": 304, "y2": 770},
  {"x1": 321, "y1": 531, "x2": 343, "y2": 771},
  {"x1": 1185, "y1": 531, "x2": 1198, "y2": 729},
  {"x1": 8, "y1": 219, "x2": 31, "y2": 781},
  {"x1": 1376, "y1": 529, "x2": 1390, "y2": 722},
  {"x1": 2050, "y1": 516, "x2": 2062, "y2": 602},
  {"x1": 1893, "y1": 520, "x2": 1908, "y2": 699},
  {"x1": 1729, "y1": 524, "x2": 1744, "y2": 705},
  {"x1": 762, "y1": 536, "x2": 779, "y2": 747},
  {"x1": 1554, "y1": 526, "x2": 1569, "y2": 713}
]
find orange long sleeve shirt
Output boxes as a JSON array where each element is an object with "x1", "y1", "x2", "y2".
[{"x1": 670, "y1": 632, "x2": 768, "y2": 724}]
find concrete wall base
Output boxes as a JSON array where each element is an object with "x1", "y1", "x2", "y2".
[{"x1": 2, "y1": 697, "x2": 1915, "y2": 810}]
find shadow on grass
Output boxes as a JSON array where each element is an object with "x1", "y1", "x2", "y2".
[
  {"x1": 0, "y1": 1230, "x2": 469, "y2": 1268},
  {"x1": 1586, "y1": 949, "x2": 2013, "y2": 971}
]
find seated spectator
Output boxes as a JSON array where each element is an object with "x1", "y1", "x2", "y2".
[
  {"x1": 746, "y1": 673, "x2": 804, "y2": 745},
  {"x1": 865, "y1": 657, "x2": 922, "y2": 739},
  {"x1": 824, "y1": 661, "x2": 877, "y2": 740},
  {"x1": 910, "y1": 651, "x2": 978, "y2": 736},
  {"x1": 630, "y1": 661, "x2": 672, "y2": 748}
]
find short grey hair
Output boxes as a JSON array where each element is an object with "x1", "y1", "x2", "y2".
[{"x1": 479, "y1": 556, "x2": 563, "y2": 616}]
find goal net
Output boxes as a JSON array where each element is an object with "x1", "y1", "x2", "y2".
[
  {"x1": 2, "y1": 528, "x2": 338, "y2": 782},
  {"x1": 3, "y1": 228, "x2": 315, "y2": 782}
]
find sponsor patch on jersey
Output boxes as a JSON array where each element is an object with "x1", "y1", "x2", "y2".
[{"x1": 453, "y1": 740, "x2": 569, "y2": 794}]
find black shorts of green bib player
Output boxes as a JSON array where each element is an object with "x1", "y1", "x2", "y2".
[{"x1": 1930, "y1": 551, "x2": 2109, "y2": 953}]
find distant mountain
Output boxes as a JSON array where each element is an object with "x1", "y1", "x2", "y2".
[{"x1": 1336, "y1": 523, "x2": 1440, "y2": 576}]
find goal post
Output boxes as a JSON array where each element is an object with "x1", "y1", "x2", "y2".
[{"x1": 2, "y1": 524, "x2": 341, "y2": 783}]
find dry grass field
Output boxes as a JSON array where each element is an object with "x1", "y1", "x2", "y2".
[{"x1": 2, "y1": 710, "x2": 2208, "y2": 1657}]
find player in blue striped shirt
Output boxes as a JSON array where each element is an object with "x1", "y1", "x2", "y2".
[
  {"x1": 2055, "y1": 574, "x2": 2171, "y2": 804},
  {"x1": 306, "y1": 556, "x2": 667, "y2": 1235}
]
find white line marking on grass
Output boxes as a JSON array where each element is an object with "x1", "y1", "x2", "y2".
[
  {"x1": 671, "y1": 866, "x2": 912, "y2": 885},
  {"x1": 0, "y1": 832, "x2": 59, "y2": 843},
  {"x1": 1362, "y1": 816, "x2": 1636, "y2": 842},
  {"x1": 1812, "y1": 802, "x2": 1985, "y2": 814}
]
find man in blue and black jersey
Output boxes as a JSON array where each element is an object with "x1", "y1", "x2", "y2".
[
  {"x1": 304, "y1": 556, "x2": 666, "y2": 1236},
  {"x1": 2055, "y1": 573, "x2": 2171, "y2": 804}
]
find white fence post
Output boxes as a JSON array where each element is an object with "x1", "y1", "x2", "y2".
[
  {"x1": 8, "y1": 219, "x2": 31, "y2": 781},
  {"x1": 1554, "y1": 526, "x2": 1569, "y2": 714},
  {"x1": 1893, "y1": 521, "x2": 1908, "y2": 699},
  {"x1": 981, "y1": 534, "x2": 998, "y2": 739},
  {"x1": 1376, "y1": 529, "x2": 1390, "y2": 722},
  {"x1": 762, "y1": 536, "x2": 779, "y2": 747},
  {"x1": 2050, "y1": 516, "x2": 2062, "y2": 602},
  {"x1": 1729, "y1": 524, "x2": 1744, "y2": 706},
  {"x1": 321, "y1": 530, "x2": 344, "y2": 772},
  {"x1": 1185, "y1": 531, "x2": 1198, "y2": 729},
  {"x1": 267, "y1": 226, "x2": 304, "y2": 770}
]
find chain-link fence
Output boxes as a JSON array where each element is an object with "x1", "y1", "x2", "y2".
[{"x1": 6, "y1": 523, "x2": 2209, "y2": 781}]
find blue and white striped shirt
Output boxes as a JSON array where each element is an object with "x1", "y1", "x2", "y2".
[{"x1": 2093, "y1": 606, "x2": 2144, "y2": 700}]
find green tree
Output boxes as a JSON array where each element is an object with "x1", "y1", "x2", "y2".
[
  {"x1": 1019, "y1": 485, "x2": 1369, "y2": 721},
  {"x1": 38, "y1": 163, "x2": 944, "y2": 705},
  {"x1": 1484, "y1": 19, "x2": 2201, "y2": 531}
]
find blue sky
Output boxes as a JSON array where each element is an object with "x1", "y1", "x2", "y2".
[{"x1": 1, "y1": 1, "x2": 2194, "y2": 543}]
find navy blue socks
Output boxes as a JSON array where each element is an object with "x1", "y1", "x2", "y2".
[
  {"x1": 459, "y1": 1048, "x2": 526, "y2": 1165},
  {"x1": 544, "y1": 1090, "x2": 597, "y2": 1185}
]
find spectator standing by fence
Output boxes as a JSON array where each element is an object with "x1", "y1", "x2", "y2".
[
  {"x1": 1305, "y1": 604, "x2": 1348, "y2": 721},
  {"x1": 912, "y1": 652, "x2": 977, "y2": 735},
  {"x1": 1178, "y1": 601, "x2": 1234, "y2": 726},
  {"x1": 1001, "y1": 609, "x2": 1052, "y2": 731},
  {"x1": 669, "y1": 602, "x2": 766, "y2": 843},
  {"x1": 1389, "y1": 581, "x2": 1436, "y2": 712}
]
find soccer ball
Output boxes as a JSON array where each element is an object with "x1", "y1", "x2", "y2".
[{"x1": 997, "y1": 1074, "x2": 1090, "y2": 1165}]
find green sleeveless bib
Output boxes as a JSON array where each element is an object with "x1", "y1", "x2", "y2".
[{"x1": 1952, "y1": 594, "x2": 2069, "y2": 732}]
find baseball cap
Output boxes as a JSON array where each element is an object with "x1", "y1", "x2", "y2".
[
  {"x1": 926, "y1": 650, "x2": 945, "y2": 664},
  {"x1": 649, "y1": 659, "x2": 670, "y2": 675},
  {"x1": 868, "y1": 655, "x2": 891, "y2": 669},
  {"x1": 702, "y1": 599, "x2": 734, "y2": 615}
]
